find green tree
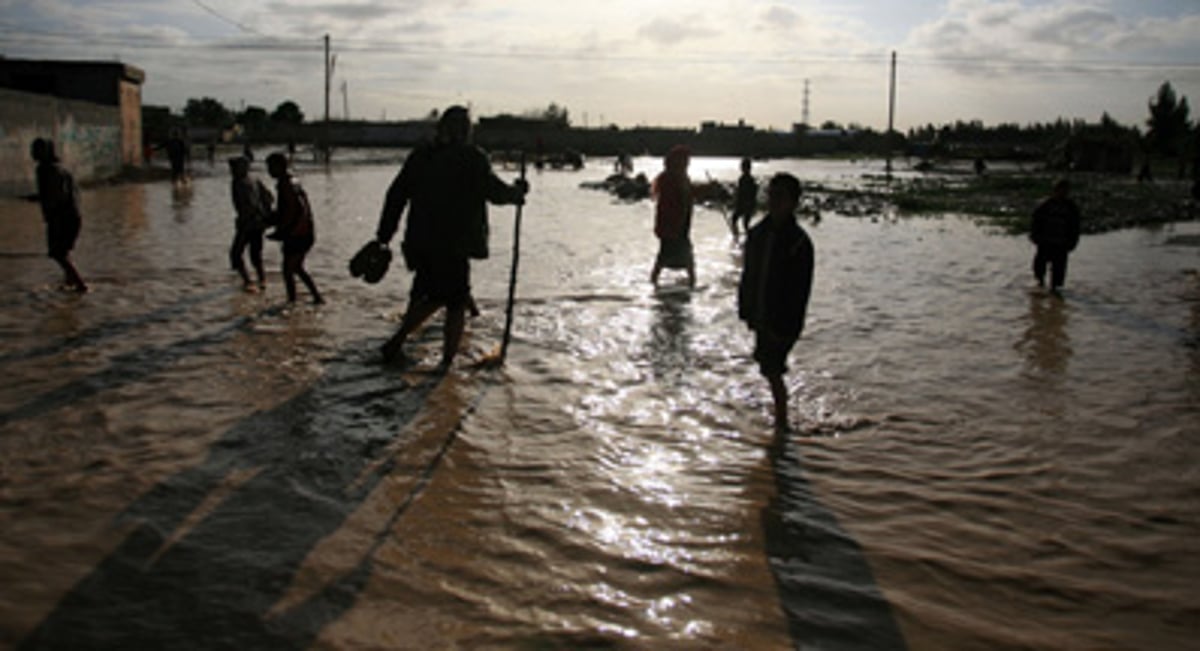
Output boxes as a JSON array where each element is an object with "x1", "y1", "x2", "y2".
[
  {"x1": 1146, "y1": 81, "x2": 1191, "y2": 157},
  {"x1": 524, "y1": 103, "x2": 569, "y2": 127},
  {"x1": 237, "y1": 105, "x2": 270, "y2": 133},
  {"x1": 183, "y1": 97, "x2": 232, "y2": 128},
  {"x1": 544, "y1": 102, "x2": 569, "y2": 127},
  {"x1": 271, "y1": 100, "x2": 305, "y2": 125}
]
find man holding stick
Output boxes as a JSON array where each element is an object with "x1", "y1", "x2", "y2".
[{"x1": 374, "y1": 106, "x2": 529, "y2": 370}]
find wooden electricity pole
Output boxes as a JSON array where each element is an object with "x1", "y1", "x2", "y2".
[{"x1": 887, "y1": 50, "x2": 897, "y2": 178}]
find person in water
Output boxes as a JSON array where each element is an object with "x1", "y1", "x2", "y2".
[
  {"x1": 650, "y1": 145, "x2": 695, "y2": 287},
  {"x1": 266, "y1": 153, "x2": 323, "y2": 304},
  {"x1": 30, "y1": 138, "x2": 88, "y2": 292},
  {"x1": 738, "y1": 173, "x2": 814, "y2": 432},
  {"x1": 228, "y1": 156, "x2": 272, "y2": 291},
  {"x1": 374, "y1": 105, "x2": 529, "y2": 369},
  {"x1": 165, "y1": 128, "x2": 190, "y2": 186},
  {"x1": 731, "y1": 156, "x2": 758, "y2": 239},
  {"x1": 1029, "y1": 178, "x2": 1082, "y2": 294}
]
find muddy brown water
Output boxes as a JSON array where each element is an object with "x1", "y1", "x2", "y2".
[{"x1": 1, "y1": 156, "x2": 1198, "y2": 650}]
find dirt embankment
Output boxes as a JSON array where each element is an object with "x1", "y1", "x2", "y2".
[{"x1": 806, "y1": 173, "x2": 1198, "y2": 234}]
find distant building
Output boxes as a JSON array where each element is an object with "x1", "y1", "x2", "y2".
[{"x1": 0, "y1": 58, "x2": 145, "y2": 194}]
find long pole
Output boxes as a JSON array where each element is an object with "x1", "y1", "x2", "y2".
[
  {"x1": 886, "y1": 50, "x2": 896, "y2": 178},
  {"x1": 499, "y1": 153, "x2": 527, "y2": 362}
]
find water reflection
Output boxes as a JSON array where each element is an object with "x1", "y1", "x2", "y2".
[
  {"x1": 1187, "y1": 272, "x2": 1200, "y2": 399},
  {"x1": 646, "y1": 289, "x2": 693, "y2": 385},
  {"x1": 1017, "y1": 292, "x2": 1072, "y2": 377},
  {"x1": 171, "y1": 183, "x2": 195, "y2": 221}
]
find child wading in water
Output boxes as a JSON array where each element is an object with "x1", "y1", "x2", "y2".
[
  {"x1": 30, "y1": 138, "x2": 87, "y2": 292},
  {"x1": 738, "y1": 173, "x2": 814, "y2": 432},
  {"x1": 228, "y1": 156, "x2": 272, "y2": 292},
  {"x1": 266, "y1": 153, "x2": 323, "y2": 304}
]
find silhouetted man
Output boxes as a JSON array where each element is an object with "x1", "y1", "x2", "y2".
[
  {"x1": 739, "y1": 173, "x2": 814, "y2": 432},
  {"x1": 165, "y1": 129, "x2": 190, "y2": 185},
  {"x1": 1030, "y1": 178, "x2": 1082, "y2": 294},
  {"x1": 31, "y1": 138, "x2": 87, "y2": 292},
  {"x1": 374, "y1": 105, "x2": 528, "y2": 370}
]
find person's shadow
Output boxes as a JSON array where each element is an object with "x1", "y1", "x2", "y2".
[
  {"x1": 760, "y1": 429, "x2": 908, "y2": 650},
  {"x1": 18, "y1": 344, "x2": 445, "y2": 650}
]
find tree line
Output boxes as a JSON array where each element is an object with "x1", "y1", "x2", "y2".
[
  {"x1": 149, "y1": 83, "x2": 1195, "y2": 176},
  {"x1": 905, "y1": 82, "x2": 1193, "y2": 169}
]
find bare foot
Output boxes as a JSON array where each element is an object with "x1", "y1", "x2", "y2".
[{"x1": 381, "y1": 339, "x2": 406, "y2": 365}]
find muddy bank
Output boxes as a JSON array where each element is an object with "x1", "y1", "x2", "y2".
[
  {"x1": 809, "y1": 173, "x2": 1198, "y2": 234},
  {"x1": 582, "y1": 169, "x2": 1197, "y2": 235}
]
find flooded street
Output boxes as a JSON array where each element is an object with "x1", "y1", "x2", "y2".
[{"x1": 1, "y1": 156, "x2": 1198, "y2": 650}]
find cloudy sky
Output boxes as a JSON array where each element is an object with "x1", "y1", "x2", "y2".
[{"x1": 1, "y1": 0, "x2": 1197, "y2": 131}]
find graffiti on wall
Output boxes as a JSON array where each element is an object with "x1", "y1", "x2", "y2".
[
  {"x1": 58, "y1": 115, "x2": 121, "y2": 180},
  {"x1": 0, "y1": 89, "x2": 123, "y2": 195}
]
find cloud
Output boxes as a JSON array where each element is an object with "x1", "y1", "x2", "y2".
[
  {"x1": 906, "y1": 0, "x2": 1200, "y2": 70},
  {"x1": 759, "y1": 4, "x2": 804, "y2": 32},
  {"x1": 636, "y1": 15, "x2": 719, "y2": 47},
  {"x1": 1026, "y1": 5, "x2": 1117, "y2": 48},
  {"x1": 264, "y1": 1, "x2": 412, "y2": 22}
]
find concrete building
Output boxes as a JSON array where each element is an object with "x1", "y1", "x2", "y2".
[{"x1": 0, "y1": 58, "x2": 144, "y2": 195}]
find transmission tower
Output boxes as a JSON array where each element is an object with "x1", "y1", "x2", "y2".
[{"x1": 802, "y1": 79, "x2": 811, "y2": 127}]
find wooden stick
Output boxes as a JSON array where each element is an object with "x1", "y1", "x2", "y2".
[{"x1": 499, "y1": 153, "x2": 526, "y2": 362}]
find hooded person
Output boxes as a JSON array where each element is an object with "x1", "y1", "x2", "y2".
[
  {"x1": 650, "y1": 145, "x2": 695, "y2": 287},
  {"x1": 228, "y1": 156, "x2": 273, "y2": 291}
]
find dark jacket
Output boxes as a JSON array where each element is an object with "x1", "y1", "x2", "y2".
[
  {"x1": 35, "y1": 162, "x2": 81, "y2": 225},
  {"x1": 377, "y1": 141, "x2": 522, "y2": 262},
  {"x1": 734, "y1": 173, "x2": 758, "y2": 215},
  {"x1": 273, "y1": 176, "x2": 313, "y2": 241},
  {"x1": 1030, "y1": 196, "x2": 1081, "y2": 251},
  {"x1": 738, "y1": 215, "x2": 814, "y2": 341}
]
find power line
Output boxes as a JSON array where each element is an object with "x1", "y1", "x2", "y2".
[
  {"x1": 2, "y1": 25, "x2": 1198, "y2": 73},
  {"x1": 189, "y1": 0, "x2": 271, "y2": 39}
]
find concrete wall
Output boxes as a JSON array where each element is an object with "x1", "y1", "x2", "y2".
[
  {"x1": 119, "y1": 79, "x2": 143, "y2": 166},
  {"x1": 0, "y1": 88, "x2": 123, "y2": 196}
]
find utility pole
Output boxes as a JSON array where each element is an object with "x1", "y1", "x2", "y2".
[
  {"x1": 886, "y1": 50, "x2": 897, "y2": 178},
  {"x1": 342, "y1": 80, "x2": 349, "y2": 120}
]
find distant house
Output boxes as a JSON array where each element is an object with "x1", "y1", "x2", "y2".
[{"x1": 0, "y1": 58, "x2": 145, "y2": 194}]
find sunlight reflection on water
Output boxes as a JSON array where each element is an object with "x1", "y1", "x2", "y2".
[{"x1": 1, "y1": 155, "x2": 1198, "y2": 649}]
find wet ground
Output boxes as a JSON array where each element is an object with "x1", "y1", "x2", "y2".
[{"x1": 1, "y1": 156, "x2": 1198, "y2": 649}]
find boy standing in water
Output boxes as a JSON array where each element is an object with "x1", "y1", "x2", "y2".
[
  {"x1": 739, "y1": 173, "x2": 814, "y2": 432},
  {"x1": 1029, "y1": 178, "x2": 1081, "y2": 294},
  {"x1": 30, "y1": 138, "x2": 87, "y2": 292},
  {"x1": 731, "y1": 157, "x2": 758, "y2": 239},
  {"x1": 266, "y1": 153, "x2": 323, "y2": 305},
  {"x1": 228, "y1": 156, "x2": 272, "y2": 291}
]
